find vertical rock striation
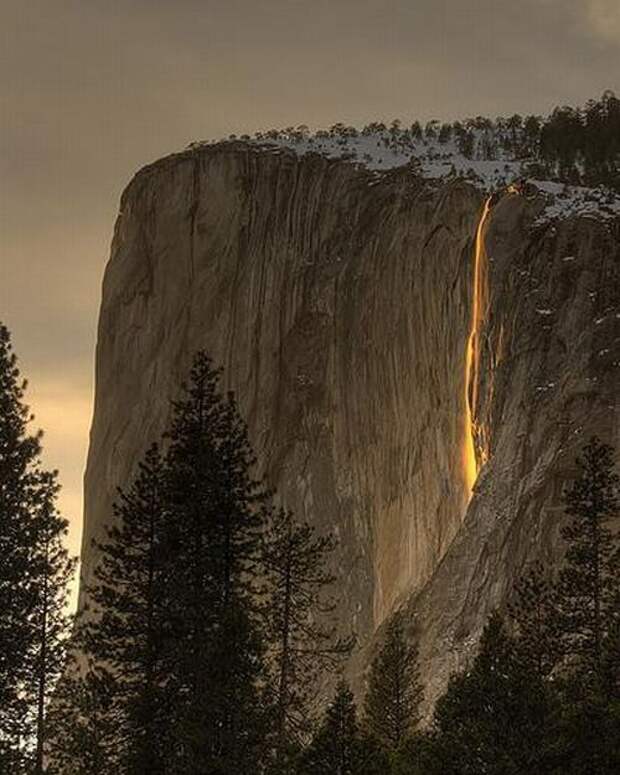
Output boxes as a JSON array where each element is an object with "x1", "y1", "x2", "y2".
[
  {"x1": 397, "y1": 190, "x2": 620, "y2": 713},
  {"x1": 82, "y1": 143, "x2": 620, "y2": 710}
]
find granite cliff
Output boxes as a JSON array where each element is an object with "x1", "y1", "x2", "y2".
[{"x1": 82, "y1": 141, "x2": 620, "y2": 713}]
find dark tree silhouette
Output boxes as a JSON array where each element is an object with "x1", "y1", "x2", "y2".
[
  {"x1": 508, "y1": 560, "x2": 561, "y2": 680},
  {"x1": 556, "y1": 437, "x2": 619, "y2": 680},
  {"x1": 363, "y1": 610, "x2": 423, "y2": 752},
  {"x1": 28, "y1": 484, "x2": 75, "y2": 774},
  {"x1": 550, "y1": 438, "x2": 620, "y2": 774},
  {"x1": 300, "y1": 681, "x2": 386, "y2": 775},
  {"x1": 426, "y1": 613, "x2": 559, "y2": 774},
  {"x1": 263, "y1": 507, "x2": 351, "y2": 769},
  {"x1": 0, "y1": 321, "x2": 41, "y2": 767},
  {"x1": 158, "y1": 351, "x2": 269, "y2": 771},
  {"x1": 82, "y1": 443, "x2": 172, "y2": 774},
  {"x1": 47, "y1": 665, "x2": 122, "y2": 775},
  {"x1": 0, "y1": 322, "x2": 75, "y2": 772},
  {"x1": 58, "y1": 352, "x2": 274, "y2": 773}
]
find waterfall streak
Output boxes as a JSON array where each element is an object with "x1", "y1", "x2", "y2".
[{"x1": 463, "y1": 197, "x2": 492, "y2": 497}]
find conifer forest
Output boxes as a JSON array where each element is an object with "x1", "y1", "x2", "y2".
[{"x1": 1, "y1": 322, "x2": 618, "y2": 774}]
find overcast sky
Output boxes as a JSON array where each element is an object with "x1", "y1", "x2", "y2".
[{"x1": 1, "y1": 0, "x2": 619, "y2": 590}]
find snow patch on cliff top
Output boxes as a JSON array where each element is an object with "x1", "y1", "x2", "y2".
[
  {"x1": 191, "y1": 126, "x2": 620, "y2": 225},
  {"x1": 528, "y1": 180, "x2": 620, "y2": 224}
]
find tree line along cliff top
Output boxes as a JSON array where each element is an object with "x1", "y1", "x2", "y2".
[{"x1": 179, "y1": 90, "x2": 620, "y2": 225}]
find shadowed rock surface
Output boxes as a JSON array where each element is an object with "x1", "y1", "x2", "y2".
[{"x1": 82, "y1": 142, "x2": 620, "y2": 713}]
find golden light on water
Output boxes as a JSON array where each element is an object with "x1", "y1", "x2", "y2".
[{"x1": 463, "y1": 196, "x2": 492, "y2": 497}]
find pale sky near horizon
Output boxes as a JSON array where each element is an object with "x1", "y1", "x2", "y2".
[{"x1": 1, "y1": 0, "x2": 619, "y2": 603}]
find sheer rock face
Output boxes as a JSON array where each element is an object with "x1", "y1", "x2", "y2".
[
  {"x1": 405, "y1": 193, "x2": 620, "y2": 713},
  {"x1": 83, "y1": 143, "x2": 620, "y2": 710}
]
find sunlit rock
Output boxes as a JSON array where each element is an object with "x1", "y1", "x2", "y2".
[{"x1": 82, "y1": 142, "x2": 620, "y2": 714}]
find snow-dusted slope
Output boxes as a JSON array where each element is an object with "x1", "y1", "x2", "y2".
[{"x1": 190, "y1": 122, "x2": 620, "y2": 223}]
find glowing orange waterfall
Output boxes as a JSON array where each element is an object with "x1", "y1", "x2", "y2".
[{"x1": 463, "y1": 196, "x2": 492, "y2": 497}]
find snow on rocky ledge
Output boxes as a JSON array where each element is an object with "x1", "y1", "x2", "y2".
[
  {"x1": 189, "y1": 125, "x2": 620, "y2": 225},
  {"x1": 528, "y1": 180, "x2": 620, "y2": 224}
]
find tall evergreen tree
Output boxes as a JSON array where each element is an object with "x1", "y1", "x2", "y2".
[
  {"x1": 508, "y1": 561, "x2": 561, "y2": 679},
  {"x1": 556, "y1": 436, "x2": 619, "y2": 681},
  {"x1": 0, "y1": 322, "x2": 42, "y2": 767},
  {"x1": 75, "y1": 353, "x2": 273, "y2": 773},
  {"x1": 47, "y1": 664, "x2": 122, "y2": 775},
  {"x1": 0, "y1": 322, "x2": 75, "y2": 771},
  {"x1": 300, "y1": 681, "x2": 386, "y2": 775},
  {"x1": 263, "y1": 507, "x2": 351, "y2": 767},
  {"x1": 363, "y1": 610, "x2": 423, "y2": 752},
  {"x1": 161, "y1": 351, "x2": 269, "y2": 772},
  {"x1": 81, "y1": 443, "x2": 172, "y2": 774},
  {"x1": 427, "y1": 613, "x2": 560, "y2": 775},
  {"x1": 557, "y1": 674, "x2": 620, "y2": 775},
  {"x1": 552, "y1": 438, "x2": 620, "y2": 773},
  {"x1": 28, "y1": 482, "x2": 76, "y2": 773}
]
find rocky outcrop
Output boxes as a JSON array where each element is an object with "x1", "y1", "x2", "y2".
[
  {"x1": 82, "y1": 142, "x2": 620, "y2": 712},
  {"x1": 359, "y1": 190, "x2": 620, "y2": 714}
]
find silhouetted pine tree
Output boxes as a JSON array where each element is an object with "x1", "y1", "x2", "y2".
[
  {"x1": 522, "y1": 115, "x2": 542, "y2": 157},
  {"x1": 300, "y1": 681, "x2": 386, "y2": 775},
  {"x1": 552, "y1": 438, "x2": 620, "y2": 773},
  {"x1": 582, "y1": 91, "x2": 620, "y2": 189},
  {"x1": 427, "y1": 613, "x2": 559, "y2": 774},
  {"x1": 508, "y1": 560, "x2": 561, "y2": 679},
  {"x1": 163, "y1": 352, "x2": 269, "y2": 772},
  {"x1": 557, "y1": 679, "x2": 620, "y2": 775},
  {"x1": 506, "y1": 114, "x2": 522, "y2": 153},
  {"x1": 53, "y1": 352, "x2": 281, "y2": 773},
  {"x1": 0, "y1": 322, "x2": 75, "y2": 772},
  {"x1": 363, "y1": 610, "x2": 423, "y2": 752},
  {"x1": 556, "y1": 437, "x2": 619, "y2": 682},
  {"x1": 81, "y1": 443, "x2": 173, "y2": 774},
  {"x1": 410, "y1": 121, "x2": 422, "y2": 141},
  {"x1": 263, "y1": 507, "x2": 352, "y2": 770},
  {"x1": 27, "y1": 483, "x2": 75, "y2": 774},
  {"x1": 0, "y1": 322, "x2": 40, "y2": 768},
  {"x1": 47, "y1": 665, "x2": 122, "y2": 774}
]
